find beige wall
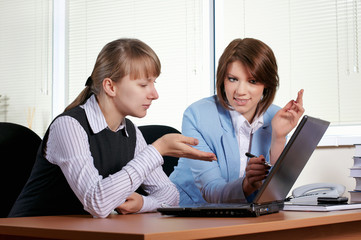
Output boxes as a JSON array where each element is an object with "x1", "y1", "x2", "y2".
[{"x1": 290, "y1": 146, "x2": 356, "y2": 198}]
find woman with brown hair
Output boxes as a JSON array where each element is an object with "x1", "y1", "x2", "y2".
[
  {"x1": 170, "y1": 38, "x2": 304, "y2": 205},
  {"x1": 9, "y1": 38, "x2": 216, "y2": 218}
]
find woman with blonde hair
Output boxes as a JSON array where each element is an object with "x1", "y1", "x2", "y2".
[{"x1": 9, "y1": 38, "x2": 216, "y2": 218}]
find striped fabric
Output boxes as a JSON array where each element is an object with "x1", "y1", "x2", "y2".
[{"x1": 46, "y1": 95, "x2": 179, "y2": 218}]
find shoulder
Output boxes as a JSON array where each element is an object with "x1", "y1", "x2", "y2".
[
  {"x1": 183, "y1": 95, "x2": 229, "y2": 132},
  {"x1": 125, "y1": 118, "x2": 136, "y2": 133},
  {"x1": 185, "y1": 95, "x2": 218, "y2": 116},
  {"x1": 50, "y1": 115, "x2": 85, "y2": 136},
  {"x1": 51, "y1": 106, "x2": 87, "y2": 131},
  {"x1": 60, "y1": 106, "x2": 85, "y2": 119},
  {"x1": 263, "y1": 104, "x2": 281, "y2": 124},
  {"x1": 266, "y1": 104, "x2": 281, "y2": 115},
  {"x1": 46, "y1": 115, "x2": 88, "y2": 163}
]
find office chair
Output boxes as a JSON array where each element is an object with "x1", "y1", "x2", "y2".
[
  {"x1": 138, "y1": 125, "x2": 181, "y2": 177},
  {"x1": 0, "y1": 122, "x2": 42, "y2": 217}
]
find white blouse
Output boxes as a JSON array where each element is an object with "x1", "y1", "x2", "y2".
[{"x1": 229, "y1": 110, "x2": 264, "y2": 177}]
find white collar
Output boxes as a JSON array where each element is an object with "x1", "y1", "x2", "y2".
[
  {"x1": 81, "y1": 95, "x2": 128, "y2": 136},
  {"x1": 229, "y1": 110, "x2": 264, "y2": 134}
]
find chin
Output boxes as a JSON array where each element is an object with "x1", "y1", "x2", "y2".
[{"x1": 132, "y1": 112, "x2": 147, "y2": 119}]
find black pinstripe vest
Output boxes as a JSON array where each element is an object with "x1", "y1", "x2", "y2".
[{"x1": 9, "y1": 106, "x2": 136, "y2": 217}]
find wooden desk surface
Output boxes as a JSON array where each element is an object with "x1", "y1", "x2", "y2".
[{"x1": 1, "y1": 210, "x2": 361, "y2": 240}]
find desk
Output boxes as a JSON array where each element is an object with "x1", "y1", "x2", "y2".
[{"x1": 1, "y1": 210, "x2": 361, "y2": 240}]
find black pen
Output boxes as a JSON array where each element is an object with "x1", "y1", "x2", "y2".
[{"x1": 245, "y1": 152, "x2": 272, "y2": 167}]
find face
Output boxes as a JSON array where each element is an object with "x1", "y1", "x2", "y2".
[
  {"x1": 113, "y1": 74, "x2": 159, "y2": 119},
  {"x1": 224, "y1": 60, "x2": 265, "y2": 123}
]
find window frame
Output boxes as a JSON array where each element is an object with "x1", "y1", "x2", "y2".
[
  {"x1": 52, "y1": 0, "x2": 67, "y2": 118},
  {"x1": 53, "y1": 0, "x2": 361, "y2": 146}
]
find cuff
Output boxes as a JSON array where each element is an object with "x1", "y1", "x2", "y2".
[{"x1": 137, "y1": 195, "x2": 157, "y2": 213}]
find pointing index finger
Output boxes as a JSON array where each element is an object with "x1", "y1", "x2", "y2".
[{"x1": 296, "y1": 89, "x2": 304, "y2": 105}]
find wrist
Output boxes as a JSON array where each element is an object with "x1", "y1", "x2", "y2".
[
  {"x1": 270, "y1": 134, "x2": 286, "y2": 164},
  {"x1": 152, "y1": 139, "x2": 165, "y2": 156},
  {"x1": 271, "y1": 133, "x2": 286, "y2": 146},
  {"x1": 242, "y1": 178, "x2": 253, "y2": 197}
]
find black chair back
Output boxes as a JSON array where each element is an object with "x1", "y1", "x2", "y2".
[
  {"x1": 138, "y1": 125, "x2": 180, "y2": 176},
  {"x1": 0, "y1": 122, "x2": 41, "y2": 217}
]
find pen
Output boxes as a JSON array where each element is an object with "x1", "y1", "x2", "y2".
[{"x1": 245, "y1": 152, "x2": 272, "y2": 167}]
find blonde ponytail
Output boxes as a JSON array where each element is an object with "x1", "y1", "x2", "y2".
[{"x1": 64, "y1": 85, "x2": 93, "y2": 112}]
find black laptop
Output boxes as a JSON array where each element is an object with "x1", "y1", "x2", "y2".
[{"x1": 157, "y1": 115, "x2": 330, "y2": 217}]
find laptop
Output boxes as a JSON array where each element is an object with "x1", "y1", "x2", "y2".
[{"x1": 157, "y1": 115, "x2": 330, "y2": 217}]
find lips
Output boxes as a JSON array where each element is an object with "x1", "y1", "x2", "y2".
[
  {"x1": 143, "y1": 104, "x2": 151, "y2": 109},
  {"x1": 234, "y1": 98, "x2": 249, "y2": 106}
]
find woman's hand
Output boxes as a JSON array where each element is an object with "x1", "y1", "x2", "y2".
[
  {"x1": 272, "y1": 89, "x2": 305, "y2": 139},
  {"x1": 152, "y1": 133, "x2": 217, "y2": 161},
  {"x1": 242, "y1": 155, "x2": 270, "y2": 196},
  {"x1": 270, "y1": 89, "x2": 305, "y2": 164},
  {"x1": 115, "y1": 193, "x2": 144, "y2": 215}
]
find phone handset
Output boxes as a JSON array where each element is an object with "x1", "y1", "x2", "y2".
[{"x1": 289, "y1": 183, "x2": 345, "y2": 204}]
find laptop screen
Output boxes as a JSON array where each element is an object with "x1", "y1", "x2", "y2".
[{"x1": 253, "y1": 115, "x2": 330, "y2": 204}]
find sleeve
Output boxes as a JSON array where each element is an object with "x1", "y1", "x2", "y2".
[
  {"x1": 133, "y1": 127, "x2": 179, "y2": 213},
  {"x1": 46, "y1": 116, "x2": 164, "y2": 218},
  {"x1": 181, "y1": 104, "x2": 248, "y2": 203}
]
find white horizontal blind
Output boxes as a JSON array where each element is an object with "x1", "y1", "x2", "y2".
[
  {"x1": 67, "y1": 0, "x2": 210, "y2": 131},
  {"x1": 219, "y1": 0, "x2": 361, "y2": 125},
  {"x1": 0, "y1": 0, "x2": 52, "y2": 137}
]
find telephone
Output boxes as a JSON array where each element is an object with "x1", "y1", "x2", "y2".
[{"x1": 289, "y1": 183, "x2": 346, "y2": 205}]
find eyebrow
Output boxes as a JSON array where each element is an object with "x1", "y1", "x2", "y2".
[{"x1": 227, "y1": 73, "x2": 237, "y2": 78}]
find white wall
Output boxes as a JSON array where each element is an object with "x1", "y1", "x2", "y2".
[{"x1": 291, "y1": 146, "x2": 356, "y2": 198}]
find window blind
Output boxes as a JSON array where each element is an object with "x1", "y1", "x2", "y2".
[
  {"x1": 219, "y1": 0, "x2": 361, "y2": 125},
  {"x1": 67, "y1": 0, "x2": 210, "y2": 130},
  {"x1": 0, "y1": 0, "x2": 52, "y2": 136}
]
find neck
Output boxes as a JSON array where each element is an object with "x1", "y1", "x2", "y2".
[
  {"x1": 249, "y1": 104, "x2": 260, "y2": 124},
  {"x1": 96, "y1": 95, "x2": 124, "y2": 131}
]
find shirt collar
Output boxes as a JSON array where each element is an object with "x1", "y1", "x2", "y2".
[
  {"x1": 229, "y1": 110, "x2": 264, "y2": 134},
  {"x1": 81, "y1": 95, "x2": 128, "y2": 136}
]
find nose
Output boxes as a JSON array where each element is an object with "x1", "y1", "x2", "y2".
[
  {"x1": 235, "y1": 81, "x2": 247, "y2": 95},
  {"x1": 149, "y1": 85, "x2": 159, "y2": 100}
]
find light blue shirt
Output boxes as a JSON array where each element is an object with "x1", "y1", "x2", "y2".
[{"x1": 169, "y1": 95, "x2": 280, "y2": 205}]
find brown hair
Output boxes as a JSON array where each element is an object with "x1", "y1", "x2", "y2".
[
  {"x1": 64, "y1": 38, "x2": 161, "y2": 112},
  {"x1": 216, "y1": 38, "x2": 279, "y2": 116}
]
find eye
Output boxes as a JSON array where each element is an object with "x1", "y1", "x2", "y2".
[
  {"x1": 227, "y1": 76, "x2": 237, "y2": 82},
  {"x1": 249, "y1": 79, "x2": 257, "y2": 84},
  {"x1": 147, "y1": 77, "x2": 157, "y2": 84}
]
